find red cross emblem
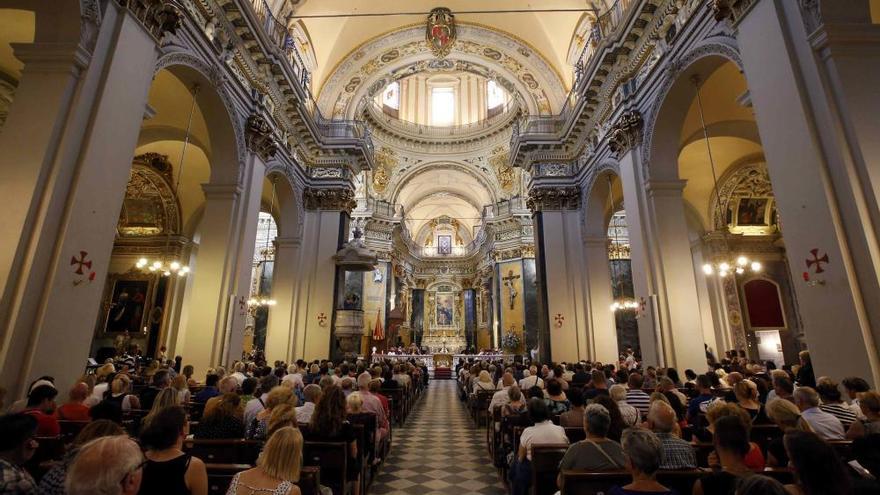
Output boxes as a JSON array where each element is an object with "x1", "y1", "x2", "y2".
[
  {"x1": 554, "y1": 314, "x2": 564, "y2": 327},
  {"x1": 70, "y1": 251, "x2": 92, "y2": 275},
  {"x1": 317, "y1": 312, "x2": 328, "y2": 326},
  {"x1": 805, "y1": 248, "x2": 829, "y2": 274}
]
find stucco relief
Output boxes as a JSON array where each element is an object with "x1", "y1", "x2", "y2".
[{"x1": 317, "y1": 23, "x2": 567, "y2": 121}]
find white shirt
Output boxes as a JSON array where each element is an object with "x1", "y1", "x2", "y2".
[
  {"x1": 802, "y1": 406, "x2": 846, "y2": 440},
  {"x1": 489, "y1": 387, "x2": 511, "y2": 412},
  {"x1": 295, "y1": 402, "x2": 315, "y2": 424},
  {"x1": 244, "y1": 393, "x2": 268, "y2": 427},
  {"x1": 282, "y1": 373, "x2": 304, "y2": 389},
  {"x1": 231, "y1": 372, "x2": 247, "y2": 386},
  {"x1": 520, "y1": 420, "x2": 568, "y2": 460},
  {"x1": 519, "y1": 375, "x2": 545, "y2": 390},
  {"x1": 85, "y1": 382, "x2": 110, "y2": 407}
]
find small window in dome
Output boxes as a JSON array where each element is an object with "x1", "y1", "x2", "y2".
[
  {"x1": 487, "y1": 80, "x2": 505, "y2": 110},
  {"x1": 382, "y1": 81, "x2": 400, "y2": 110},
  {"x1": 431, "y1": 87, "x2": 454, "y2": 125}
]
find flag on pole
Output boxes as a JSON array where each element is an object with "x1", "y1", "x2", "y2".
[{"x1": 372, "y1": 311, "x2": 384, "y2": 341}]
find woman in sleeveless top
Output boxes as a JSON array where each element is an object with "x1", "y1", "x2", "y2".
[
  {"x1": 227, "y1": 427, "x2": 302, "y2": 495},
  {"x1": 139, "y1": 405, "x2": 208, "y2": 495},
  {"x1": 105, "y1": 374, "x2": 141, "y2": 411}
]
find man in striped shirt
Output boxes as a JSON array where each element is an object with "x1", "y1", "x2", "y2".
[
  {"x1": 817, "y1": 379, "x2": 858, "y2": 429},
  {"x1": 625, "y1": 372, "x2": 651, "y2": 419}
]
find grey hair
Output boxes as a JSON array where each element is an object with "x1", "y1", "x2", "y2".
[
  {"x1": 303, "y1": 384, "x2": 322, "y2": 403},
  {"x1": 609, "y1": 384, "x2": 627, "y2": 402},
  {"x1": 793, "y1": 386, "x2": 820, "y2": 408},
  {"x1": 647, "y1": 400, "x2": 676, "y2": 433},
  {"x1": 584, "y1": 403, "x2": 611, "y2": 437},
  {"x1": 66, "y1": 436, "x2": 144, "y2": 495},
  {"x1": 621, "y1": 428, "x2": 662, "y2": 475}
]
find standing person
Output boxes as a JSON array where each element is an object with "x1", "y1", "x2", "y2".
[
  {"x1": 138, "y1": 406, "x2": 208, "y2": 495},
  {"x1": 226, "y1": 427, "x2": 302, "y2": 495},
  {"x1": 0, "y1": 414, "x2": 38, "y2": 494},
  {"x1": 795, "y1": 351, "x2": 816, "y2": 388}
]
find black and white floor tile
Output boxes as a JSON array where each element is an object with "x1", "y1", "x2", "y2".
[{"x1": 370, "y1": 380, "x2": 506, "y2": 495}]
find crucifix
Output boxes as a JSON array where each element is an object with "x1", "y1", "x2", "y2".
[{"x1": 502, "y1": 269, "x2": 520, "y2": 310}]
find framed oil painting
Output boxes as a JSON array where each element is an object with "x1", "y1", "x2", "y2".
[
  {"x1": 736, "y1": 198, "x2": 769, "y2": 226},
  {"x1": 435, "y1": 292, "x2": 455, "y2": 326},
  {"x1": 104, "y1": 278, "x2": 150, "y2": 334}
]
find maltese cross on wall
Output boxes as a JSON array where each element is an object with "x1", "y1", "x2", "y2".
[{"x1": 426, "y1": 7, "x2": 456, "y2": 58}]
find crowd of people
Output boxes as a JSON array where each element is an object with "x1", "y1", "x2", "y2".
[
  {"x1": 458, "y1": 350, "x2": 880, "y2": 495},
  {"x1": 0, "y1": 354, "x2": 428, "y2": 495}
]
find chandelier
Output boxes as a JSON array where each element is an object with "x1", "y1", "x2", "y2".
[
  {"x1": 135, "y1": 84, "x2": 199, "y2": 277},
  {"x1": 249, "y1": 179, "x2": 277, "y2": 308},
  {"x1": 605, "y1": 175, "x2": 639, "y2": 313},
  {"x1": 691, "y1": 75, "x2": 761, "y2": 278}
]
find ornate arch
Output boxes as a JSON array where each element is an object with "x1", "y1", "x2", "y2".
[
  {"x1": 154, "y1": 50, "x2": 247, "y2": 177},
  {"x1": 317, "y1": 23, "x2": 568, "y2": 120},
  {"x1": 640, "y1": 38, "x2": 745, "y2": 174},
  {"x1": 387, "y1": 160, "x2": 501, "y2": 208},
  {"x1": 264, "y1": 160, "x2": 305, "y2": 240},
  {"x1": 711, "y1": 156, "x2": 777, "y2": 234},
  {"x1": 581, "y1": 160, "x2": 621, "y2": 236},
  {"x1": 118, "y1": 154, "x2": 182, "y2": 237}
]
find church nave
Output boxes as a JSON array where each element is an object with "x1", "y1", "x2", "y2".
[{"x1": 371, "y1": 380, "x2": 505, "y2": 495}]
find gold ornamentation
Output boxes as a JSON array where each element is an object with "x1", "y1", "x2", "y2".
[
  {"x1": 245, "y1": 114, "x2": 276, "y2": 161},
  {"x1": 608, "y1": 111, "x2": 643, "y2": 158},
  {"x1": 303, "y1": 187, "x2": 357, "y2": 212},
  {"x1": 526, "y1": 185, "x2": 581, "y2": 212},
  {"x1": 371, "y1": 147, "x2": 397, "y2": 194},
  {"x1": 489, "y1": 146, "x2": 514, "y2": 192},
  {"x1": 426, "y1": 7, "x2": 456, "y2": 58}
]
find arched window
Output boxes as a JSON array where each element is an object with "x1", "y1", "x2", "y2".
[
  {"x1": 431, "y1": 87, "x2": 454, "y2": 125},
  {"x1": 381, "y1": 81, "x2": 400, "y2": 110},
  {"x1": 487, "y1": 80, "x2": 505, "y2": 110}
]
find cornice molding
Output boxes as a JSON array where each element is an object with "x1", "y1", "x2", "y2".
[
  {"x1": 607, "y1": 110, "x2": 644, "y2": 159},
  {"x1": 245, "y1": 113, "x2": 277, "y2": 161},
  {"x1": 526, "y1": 185, "x2": 581, "y2": 212},
  {"x1": 303, "y1": 187, "x2": 356, "y2": 212}
]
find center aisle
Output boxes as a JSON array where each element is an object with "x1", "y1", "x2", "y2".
[{"x1": 370, "y1": 379, "x2": 506, "y2": 494}]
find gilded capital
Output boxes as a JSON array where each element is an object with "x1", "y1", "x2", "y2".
[
  {"x1": 303, "y1": 187, "x2": 357, "y2": 212},
  {"x1": 710, "y1": 0, "x2": 757, "y2": 24},
  {"x1": 526, "y1": 185, "x2": 581, "y2": 212},
  {"x1": 120, "y1": 0, "x2": 184, "y2": 39},
  {"x1": 245, "y1": 114, "x2": 277, "y2": 161},
  {"x1": 607, "y1": 110, "x2": 643, "y2": 159}
]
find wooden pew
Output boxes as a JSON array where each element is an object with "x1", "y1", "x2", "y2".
[
  {"x1": 58, "y1": 420, "x2": 90, "y2": 442},
  {"x1": 303, "y1": 441, "x2": 353, "y2": 495},
  {"x1": 563, "y1": 427, "x2": 586, "y2": 444},
  {"x1": 205, "y1": 463, "x2": 322, "y2": 495},
  {"x1": 560, "y1": 469, "x2": 705, "y2": 495},
  {"x1": 183, "y1": 438, "x2": 263, "y2": 465},
  {"x1": 530, "y1": 444, "x2": 569, "y2": 495}
]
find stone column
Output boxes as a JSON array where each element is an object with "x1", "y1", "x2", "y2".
[
  {"x1": 528, "y1": 185, "x2": 590, "y2": 363},
  {"x1": 0, "y1": 3, "x2": 166, "y2": 396},
  {"x1": 730, "y1": 0, "x2": 880, "y2": 383},
  {"x1": 178, "y1": 114, "x2": 272, "y2": 373},
  {"x1": 583, "y1": 235, "x2": 620, "y2": 363},
  {"x1": 611, "y1": 111, "x2": 706, "y2": 372},
  {"x1": 264, "y1": 236, "x2": 300, "y2": 363},
  {"x1": 290, "y1": 187, "x2": 354, "y2": 361}
]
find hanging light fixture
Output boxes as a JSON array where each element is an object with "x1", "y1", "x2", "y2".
[
  {"x1": 605, "y1": 175, "x2": 639, "y2": 313},
  {"x1": 135, "y1": 84, "x2": 200, "y2": 277},
  {"x1": 248, "y1": 179, "x2": 277, "y2": 309},
  {"x1": 691, "y1": 75, "x2": 761, "y2": 278}
]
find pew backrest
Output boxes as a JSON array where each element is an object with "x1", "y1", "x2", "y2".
[
  {"x1": 183, "y1": 438, "x2": 263, "y2": 465},
  {"x1": 531, "y1": 444, "x2": 569, "y2": 495}
]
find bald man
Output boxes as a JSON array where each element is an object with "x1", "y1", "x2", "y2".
[
  {"x1": 646, "y1": 401, "x2": 696, "y2": 469},
  {"x1": 66, "y1": 436, "x2": 144, "y2": 495},
  {"x1": 56, "y1": 382, "x2": 92, "y2": 421}
]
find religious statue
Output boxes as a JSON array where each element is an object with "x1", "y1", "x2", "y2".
[{"x1": 502, "y1": 269, "x2": 520, "y2": 310}]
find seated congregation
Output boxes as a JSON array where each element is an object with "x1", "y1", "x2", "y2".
[
  {"x1": 459, "y1": 351, "x2": 880, "y2": 495},
  {"x1": 0, "y1": 357, "x2": 426, "y2": 495}
]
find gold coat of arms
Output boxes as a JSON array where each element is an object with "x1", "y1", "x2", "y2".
[{"x1": 426, "y1": 7, "x2": 456, "y2": 58}]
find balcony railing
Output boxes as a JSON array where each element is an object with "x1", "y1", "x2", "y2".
[
  {"x1": 246, "y1": 0, "x2": 373, "y2": 148},
  {"x1": 573, "y1": 0, "x2": 638, "y2": 86},
  {"x1": 483, "y1": 196, "x2": 528, "y2": 218},
  {"x1": 363, "y1": 99, "x2": 521, "y2": 140},
  {"x1": 398, "y1": 221, "x2": 486, "y2": 259}
]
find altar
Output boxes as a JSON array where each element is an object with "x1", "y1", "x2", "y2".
[{"x1": 422, "y1": 287, "x2": 467, "y2": 353}]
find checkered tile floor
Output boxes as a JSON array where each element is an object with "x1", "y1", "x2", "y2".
[{"x1": 370, "y1": 380, "x2": 506, "y2": 494}]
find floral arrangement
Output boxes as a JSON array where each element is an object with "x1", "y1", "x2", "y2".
[{"x1": 501, "y1": 331, "x2": 521, "y2": 351}]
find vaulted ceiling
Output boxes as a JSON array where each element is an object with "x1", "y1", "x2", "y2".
[{"x1": 289, "y1": 0, "x2": 602, "y2": 92}]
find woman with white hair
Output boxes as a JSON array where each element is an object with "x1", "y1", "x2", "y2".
[
  {"x1": 611, "y1": 384, "x2": 639, "y2": 427},
  {"x1": 556, "y1": 403, "x2": 626, "y2": 488},
  {"x1": 473, "y1": 370, "x2": 495, "y2": 393},
  {"x1": 605, "y1": 428, "x2": 677, "y2": 495},
  {"x1": 65, "y1": 435, "x2": 145, "y2": 495}
]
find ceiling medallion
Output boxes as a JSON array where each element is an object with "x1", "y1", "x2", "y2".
[{"x1": 426, "y1": 7, "x2": 456, "y2": 58}]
